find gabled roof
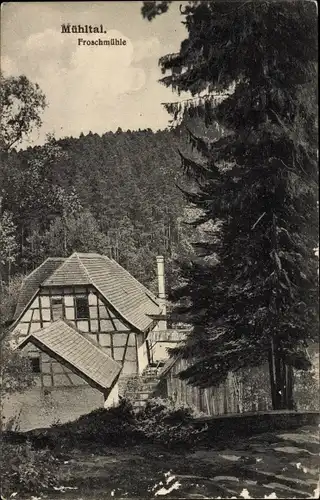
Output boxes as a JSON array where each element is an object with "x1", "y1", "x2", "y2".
[
  {"x1": 42, "y1": 252, "x2": 160, "y2": 332},
  {"x1": 17, "y1": 319, "x2": 121, "y2": 391},
  {"x1": 42, "y1": 253, "x2": 89, "y2": 286},
  {"x1": 14, "y1": 258, "x2": 65, "y2": 320}
]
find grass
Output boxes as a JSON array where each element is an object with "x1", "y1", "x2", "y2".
[
  {"x1": 1, "y1": 399, "x2": 319, "y2": 498},
  {"x1": 4, "y1": 424, "x2": 317, "y2": 499}
]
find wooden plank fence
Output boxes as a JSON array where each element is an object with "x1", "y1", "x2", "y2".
[{"x1": 162, "y1": 357, "x2": 273, "y2": 416}]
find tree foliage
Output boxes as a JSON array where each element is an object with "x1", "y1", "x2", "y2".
[
  {"x1": 41, "y1": 209, "x2": 111, "y2": 258},
  {"x1": 0, "y1": 277, "x2": 34, "y2": 429},
  {"x1": 0, "y1": 209, "x2": 18, "y2": 279},
  {"x1": 0, "y1": 337, "x2": 35, "y2": 397},
  {"x1": 1, "y1": 126, "x2": 192, "y2": 288},
  {"x1": 143, "y1": 0, "x2": 318, "y2": 409},
  {"x1": 0, "y1": 74, "x2": 47, "y2": 151},
  {"x1": 141, "y1": 0, "x2": 172, "y2": 20}
]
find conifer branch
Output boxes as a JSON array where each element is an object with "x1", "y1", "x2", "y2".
[{"x1": 251, "y1": 212, "x2": 266, "y2": 230}]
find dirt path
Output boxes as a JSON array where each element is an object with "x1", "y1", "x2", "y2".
[{"x1": 20, "y1": 424, "x2": 320, "y2": 499}]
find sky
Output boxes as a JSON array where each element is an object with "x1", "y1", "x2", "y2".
[{"x1": 1, "y1": 1, "x2": 189, "y2": 147}]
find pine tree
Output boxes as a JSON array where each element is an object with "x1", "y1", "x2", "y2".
[
  {"x1": 143, "y1": 1, "x2": 319, "y2": 409},
  {"x1": 41, "y1": 209, "x2": 110, "y2": 258}
]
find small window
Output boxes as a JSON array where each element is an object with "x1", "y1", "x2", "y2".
[
  {"x1": 52, "y1": 297, "x2": 63, "y2": 305},
  {"x1": 51, "y1": 297, "x2": 63, "y2": 320},
  {"x1": 30, "y1": 357, "x2": 41, "y2": 373},
  {"x1": 75, "y1": 296, "x2": 89, "y2": 319}
]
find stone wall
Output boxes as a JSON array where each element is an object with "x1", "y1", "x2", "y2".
[{"x1": 191, "y1": 410, "x2": 320, "y2": 441}]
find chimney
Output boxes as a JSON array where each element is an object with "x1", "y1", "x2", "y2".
[{"x1": 156, "y1": 255, "x2": 167, "y2": 330}]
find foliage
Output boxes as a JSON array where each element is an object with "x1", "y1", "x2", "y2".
[
  {"x1": 1, "y1": 126, "x2": 191, "y2": 288},
  {"x1": 293, "y1": 367, "x2": 320, "y2": 412},
  {"x1": 0, "y1": 208, "x2": 19, "y2": 288},
  {"x1": 0, "y1": 336, "x2": 35, "y2": 397},
  {"x1": 141, "y1": 1, "x2": 172, "y2": 21},
  {"x1": 0, "y1": 441, "x2": 59, "y2": 497},
  {"x1": 0, "y1": 276, "x2": 34, "y2": 430},
  {"x1": 51, "y1": 398, "x2": 140, "y2": 448},
  {"x1": 139, "y1": 396, "x2": 195, "y2": 419},
  {"x1": 3, "y1": 409, "x2": 22, "y2": 432},
  {"x1": 239, "y1": 367, "x2": 272, "y2": 413},
  {"x1": 0, "y1": 210, "x2": 18, "y2": 267},
  {"x1": 41, "y1": 209, "x2": 110, "y2": 258},
  {"x1": 29, "y1": 398, "x2": 205, "y2": 451},
  {"x1": 143, "y1": 1, "x2": 319, "y2": 409},
  {"x1": 0, "y1": 72, "x2": 200, "y2": 292},
  {"x1": 0, "y1": 273, "x2": 25, "y2": 327},
  {"x1": 136, "y1": 397, "x2": 206, "y2": 448},
  {"x1": 0, "y1": 73, "x2": 47, "y2": 151}
]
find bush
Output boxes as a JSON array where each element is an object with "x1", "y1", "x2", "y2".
[
  {"x1": 294, "y1": 368, "x2": 320, "y2": 411},
  {"x1": 137, "y1": 397, "x2": 195, "y2": 422},
  {"x1": 14, "y1": 398, "x2": 206, "y2": 454},
  {"x1": 136, "y1": 397, "x2": 207, "y2": 449},
  {"x1": 54, "y1": 398, "x2": 207, "y2": 450},
  {"x1": 50, "y1": 398, "x2": 141, "y2": 448},
  {"x1": 0, "y1": 441, "x2": 59, "y2": 497}
]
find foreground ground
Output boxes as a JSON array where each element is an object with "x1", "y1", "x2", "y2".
[{"x1": 10, "y1": 423, "x2": 319, "y2": 499}]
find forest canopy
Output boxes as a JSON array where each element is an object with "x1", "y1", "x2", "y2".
[{"x1": 0, "y1": 125, "x2": 198, "y2": 295}]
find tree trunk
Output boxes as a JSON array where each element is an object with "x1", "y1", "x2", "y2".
[
  {"x1": 21, "y1": 226, "x2": 24, "y2": 256},
  {"x1": 285, "y1": 363, "x2": 294, "y2": 409},
  {"x1": 8, "y1": 257, "x2": 11, "y2": 288},
  {"x1": 268, "y1": 346, "x2": 277, "y2": 408},
  {"x1": 275, "y1": 353, "x2": 284, "y2": 409},
  {"x1": 63, "y1": 222, "x2": 67, "y2": 256},
  {"x1": 282, "y1": 359, "x2": 288, "y2": 408},
  {"x1": 268, "y1": 341, "x2": 294, "y2": 410},
  {"x1": 268, "y1": 213, "x2": 296, "y2": 410}
]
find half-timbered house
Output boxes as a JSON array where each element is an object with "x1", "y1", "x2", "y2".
[{"x1": 4, "y1": 252, "x2": 183, "y2": 430}]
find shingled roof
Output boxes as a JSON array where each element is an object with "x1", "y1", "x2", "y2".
[
  {"x1": 15, "y1": 253, "x2": 160, "y2": 332},
  {"x1": 42, "y1": 253, "x2": 89, "y2": 286},
  {"x1": 14, "y1": 258, "x2": 65, "y2": 320},
  {"x1": 18, "y1": 320, "x2": 122, "y2": 391}
]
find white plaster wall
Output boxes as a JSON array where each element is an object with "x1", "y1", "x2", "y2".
[
  {"x1": 2, "y1": 386, "x2": 104, "y2": 431},
  {"x1": 104, "y1": 384, "x2": 119, "y2": 408},
  {"x1": 151, "y1": 342, "x2": 173, "y2": 363},
  {"x1": 137, "y1": 340, "x2": 149, "y2": 374}
]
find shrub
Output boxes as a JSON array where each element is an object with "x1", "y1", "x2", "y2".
[
  {"x1": 136, "y1": 397, "x2": 207, "y2": 449},
  {"x1": 138, "y1": 397, "x2": 195, "y2": 422},
  {"x1": 14, "y1": 398, "x2": 206, "y2": 454},
  {"x1": 54, "y1": 398, "x2": 207, "y2": 450},
  {"x1": 0, "y1": 441, "x2": 59, "y2": 497},
  {"x1": 50, "y1": 398, "x2": 141, "y2": 448},
  {"x1": 294, "y1": 368, "x2": 320, "y2": 411},
  {"x1": 2, "y1": 409, "x2": 22, "y2": 432},
  {"x1": 79, "y1": 398, "x2": 141, "y2": 445}
]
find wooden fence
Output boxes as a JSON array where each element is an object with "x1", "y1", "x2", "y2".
[{"x1": 160, "y1": 356, "x2": 273, "y2": 416}]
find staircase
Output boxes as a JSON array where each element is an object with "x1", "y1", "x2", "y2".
[{"x1": 123, "y1": 366, "x2": 161, "y2": 411}]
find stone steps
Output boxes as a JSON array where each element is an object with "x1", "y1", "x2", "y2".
[
  {"x1": 122, "y1": 366, "x2": 161, "y2": 410},
  {"x1": 126, "y1": 392, "x2": 151, "y2": 401}
]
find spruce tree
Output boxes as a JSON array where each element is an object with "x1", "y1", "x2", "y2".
[{"x1": 142, "y1": 0, "x2": 318, "y2": 409}]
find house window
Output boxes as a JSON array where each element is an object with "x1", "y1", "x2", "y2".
[
  {"x1": 30, "y1": 357, "x2": 41, "y2": 374},
  {"x1": 51, "y1": 297, "x2": 63, "y2": 320},
  {"x1": 75, "y1": 296, "x2": 89, "y2": 319}
]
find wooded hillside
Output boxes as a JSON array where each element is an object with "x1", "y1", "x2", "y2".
[{"x1": 0, "y1": 127, "x2": 195, "y2": 293}]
